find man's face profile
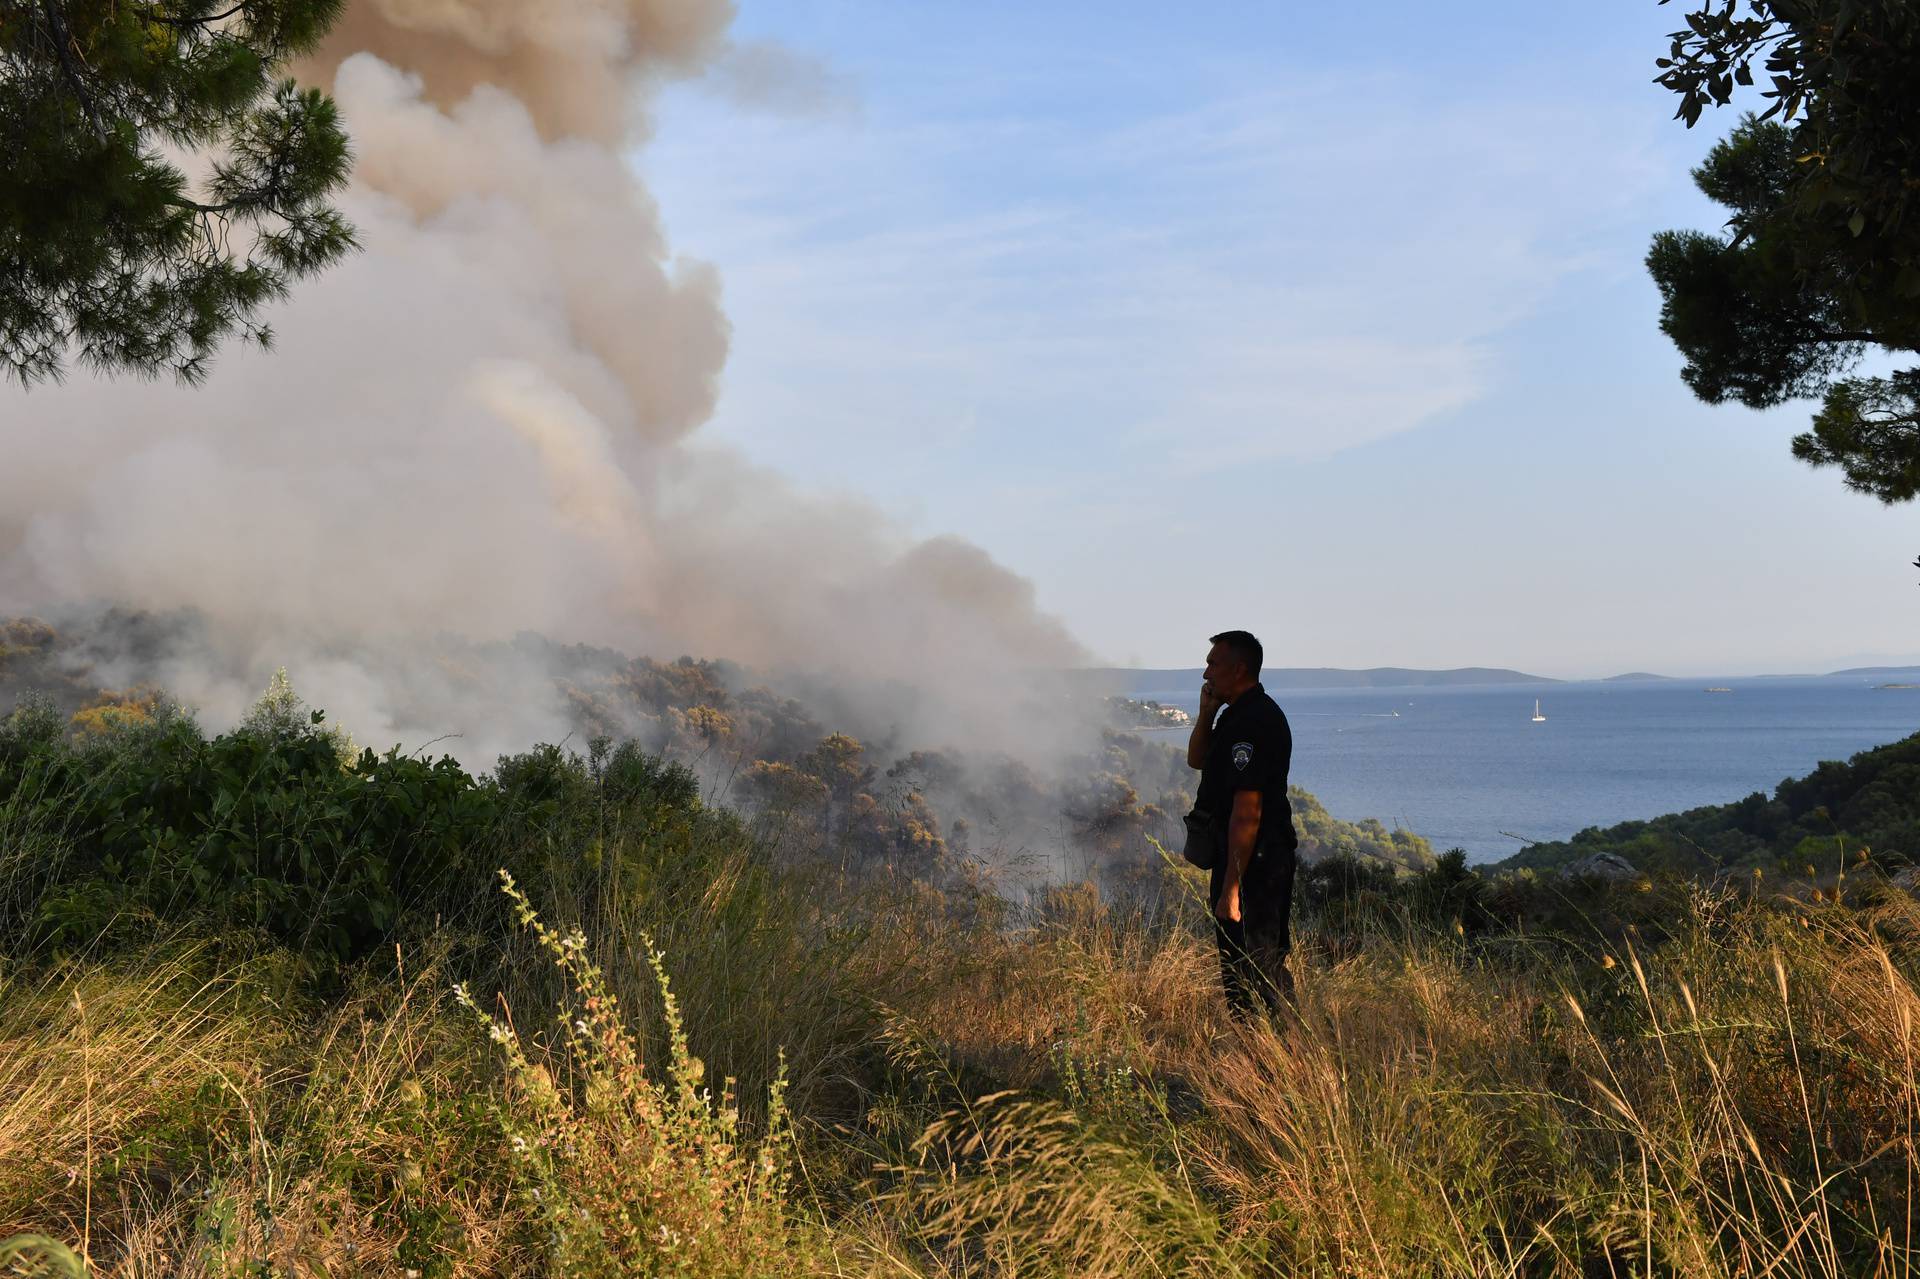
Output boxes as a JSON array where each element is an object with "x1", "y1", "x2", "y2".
[{"x1": 1203, "y1": 641, "x2": 1243, "y2": 694}]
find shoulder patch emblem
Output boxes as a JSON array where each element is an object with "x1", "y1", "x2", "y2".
[{"x1": 1231, "y1": 742, "x2": 1254, "y2": 771}]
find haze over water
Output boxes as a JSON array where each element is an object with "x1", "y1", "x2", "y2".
[{"x1": 1133, "y1": 674, "x2": 1920, "y2": 863}]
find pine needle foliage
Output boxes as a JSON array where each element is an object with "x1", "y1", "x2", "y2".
[
  {"x1": 1647, "y1": 2, "x2": 1920, "y2": 512},
  {"x1": 0, "y1": 0, "x2": 356, "y2": 386}
]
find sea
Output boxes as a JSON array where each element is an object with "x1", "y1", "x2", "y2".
[{"x1": 1125, "y1": 674, "x2": 1920, "y2": 864}]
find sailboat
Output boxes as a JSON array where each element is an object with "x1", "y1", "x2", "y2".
[{"x1": 1531, "y1": 699, "x2": 1547, "y2": 722}]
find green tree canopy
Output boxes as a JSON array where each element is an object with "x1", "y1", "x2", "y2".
[
  {"x1": 1, "y1": 0, "x2": 355, "y2": 386},
  {"x1": 1647, "y1": 1, "x2": 1920, "y2": 510}
]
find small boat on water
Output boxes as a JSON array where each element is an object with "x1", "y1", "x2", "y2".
[{"x1": 1531, "y1": 699, "x2": 1547, "y2": 723}]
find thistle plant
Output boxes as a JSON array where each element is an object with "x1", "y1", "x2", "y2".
[{"x1": 456, "y1": 870, "x2": 807, "y2": 1279}]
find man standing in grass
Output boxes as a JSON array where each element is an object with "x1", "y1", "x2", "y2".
[{"x1": 1187, "y1": 630, "x2": 1297, "y2": 1019}]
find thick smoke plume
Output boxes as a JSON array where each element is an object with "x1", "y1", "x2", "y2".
[{"x1": 0, "y1": 0, "x2": 1087, "y2": 763}]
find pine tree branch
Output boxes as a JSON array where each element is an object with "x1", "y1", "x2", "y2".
[
  {"x1": 38, "y1": 0, "x2": 106, "y2": 140},
  {"x1": 165, "y1": 194, "x2": 253, "y2": 215},
  {"x1": 143, "y1": 1, "x2": 251, "y2": 28}
]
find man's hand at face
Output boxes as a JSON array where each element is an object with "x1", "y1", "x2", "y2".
[
  {"x1": 1187, "y1": 678, "x2": 1223, "y2": 770},
  {"x1": 1213, "y1": 881, "x2": 1242, "y2": 923},
  {"x1": 1198, "y1": 679, "x2": 1223, "y2": 721}
]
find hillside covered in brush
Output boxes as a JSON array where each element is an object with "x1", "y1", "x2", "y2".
[
  {"x1": 1493, "y1": 730, "x2": 1920, "y2": 877},
  {"x1": 0, "y1": 612, "x2": 1437, "y2": 937}
]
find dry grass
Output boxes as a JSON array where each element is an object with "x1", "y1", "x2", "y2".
[
  {"x1": 0, "y1": 939, "x2": 529, "y2": 1277},
  {"x1": 0, "y1": 941, "x2": 291, "y2": 1250},
  {"x1": 832, "y1": 877, "x2": 1920, "y2": 1278},
  {"x1": 3, "y1": 859, "x2": 1917, "y2": 1278}
]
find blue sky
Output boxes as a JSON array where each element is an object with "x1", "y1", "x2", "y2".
[{"x1": 643, "y1": 1, "x2": 1920, "y2": 677}]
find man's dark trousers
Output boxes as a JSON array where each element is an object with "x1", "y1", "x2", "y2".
[{"x1": 1210, "y1": 846, "x2": 1295, "y2": 1019}]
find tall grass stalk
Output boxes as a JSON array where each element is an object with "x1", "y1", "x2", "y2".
[{"x1": 457, "y1": 869, "x2": 815, "y2": 1278}]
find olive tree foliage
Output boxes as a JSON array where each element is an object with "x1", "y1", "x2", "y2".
[
  {"x1": 1646, "y1": 1, "x2": 1920, "y2": 513},
  {"x1": 0, "y1": 0, "x2": 356, "y2": 387}
]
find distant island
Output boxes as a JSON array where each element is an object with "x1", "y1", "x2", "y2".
[
  {"x1": 1096, "y1": 666, "x2": 1562, "y2": 693},
  {"x1": 1104, "y1": 695, "x2": 1192, "y2": 729},
  {"x1": 1074, "y1": 662, "x2": 1920, "y2": 693}
]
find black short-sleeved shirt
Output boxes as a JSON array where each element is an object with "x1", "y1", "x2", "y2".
[{"x1": 1196, "y1": 683, "x2": 1296, "y2": 853}]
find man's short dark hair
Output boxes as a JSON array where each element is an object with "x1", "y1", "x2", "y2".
[{"x1": 1209, "y1": 629, "x2": 1263, "y2": 678}]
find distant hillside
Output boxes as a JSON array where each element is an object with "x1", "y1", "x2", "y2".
[
  {"x1": 1602, "y1": 672, "x2": 1673, "y2": 682},
  {"x1": 1492, "y1": 731, "x2": 1920, "y2": 876},
  {"x1": 1290, "y1": 786, "x2": 1434, "y2": 872},
  {"x1": 1099, "y1": 666, "x2": 1561, "y2": 693},
  {"x1": 1830, "y1": 665, "x2": 1920, "y2": 678}
]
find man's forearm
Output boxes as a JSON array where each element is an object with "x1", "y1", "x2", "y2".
[
  {"x1": 1223, "y1": 811, "x2": 1258, "y2": 891},
  {"x1": 1186, "y1": 710, "x2": 1215, "y2": 770}
]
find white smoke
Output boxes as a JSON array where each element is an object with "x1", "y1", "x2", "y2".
[{"x1": 0, "y1": 0, "x2": 1088, "y2": 763}]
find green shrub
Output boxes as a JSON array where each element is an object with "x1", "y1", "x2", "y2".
[
  {"x1": 0, "y1": 701, "x2": 703, "y2": 972},
  {"x1": 4, "y1": 711, "x2": 501, "y2": 963}
]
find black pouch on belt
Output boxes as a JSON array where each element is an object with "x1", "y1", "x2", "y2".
[{"x1": 1180, "y1": 807, "x2": 1216, "y2": 869}]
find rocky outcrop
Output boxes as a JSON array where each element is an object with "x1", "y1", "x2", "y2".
[{"x1": 1564, "y1": 851, "x2": 1642, "y2": 884}]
